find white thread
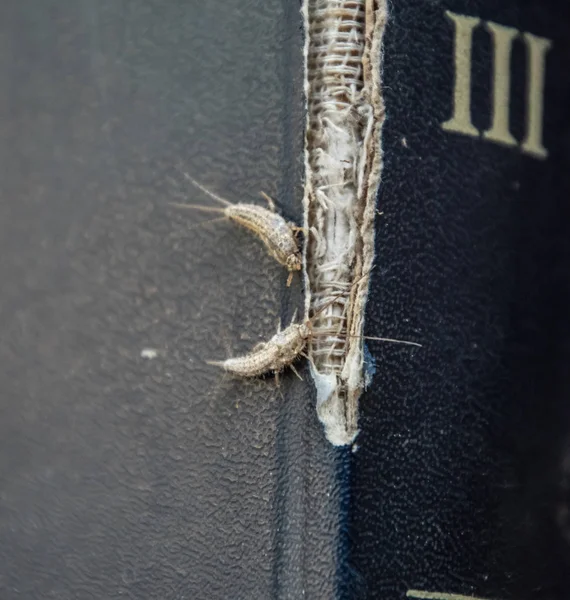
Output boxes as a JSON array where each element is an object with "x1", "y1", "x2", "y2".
[{"x1": 303, "y1": 0, "x2": 388, "y2": 445}]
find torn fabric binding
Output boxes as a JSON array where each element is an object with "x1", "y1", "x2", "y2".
[{"x1": 302, "y1": 0, "x2": 388, "y2": 446}]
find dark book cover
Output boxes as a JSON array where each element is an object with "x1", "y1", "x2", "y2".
[
  {"x1": 0, "y1": 1, "x2": 338, "y2": 598},
  {"x1": 350, "y1": 1, "x2": 570, "y2": 599},
  {"x1": 1, "y1": 1, "x2": 570, "y2": 599}
]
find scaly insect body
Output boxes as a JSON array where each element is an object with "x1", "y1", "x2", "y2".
[
  {"x1": 171, "y1": 173, "x2": 302, "y2": 284},
  {"x1": 208, "y1": 322, "x2": 310, "y2": 378},
  {"x1": 224, "y1": 204, "x2": 301, "y2": 273},
  {"x1": 207, "y1": 273, "x2": 422, "y2": 379}
]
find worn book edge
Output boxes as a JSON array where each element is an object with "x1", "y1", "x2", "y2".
[{"x1": 302, "y1": 0, "x2": 388, "y2": 445}]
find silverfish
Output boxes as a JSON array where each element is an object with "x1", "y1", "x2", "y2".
[
  {"x1": 207, "y1": 284, "x2": 421, "y2": 380},
  {"x1": 171, "y1": 173, "x2": 303, "y2": 286}
]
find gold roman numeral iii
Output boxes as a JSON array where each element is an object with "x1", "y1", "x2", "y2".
[{"x1": 442, "y1": 10, "x2": 552, "y2": 159}]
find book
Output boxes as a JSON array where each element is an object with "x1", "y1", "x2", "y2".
[{"x1": 1, "y1": 0, "x2": 569, "y2": 599}]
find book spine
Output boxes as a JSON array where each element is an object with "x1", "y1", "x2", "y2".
[{"x1": 349, "y1": 1, "x2": 570, "y2": 598}]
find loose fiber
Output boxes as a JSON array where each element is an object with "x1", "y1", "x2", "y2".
[{"x1": 303, "y1": 0, "x2": 388, "y2": 445}]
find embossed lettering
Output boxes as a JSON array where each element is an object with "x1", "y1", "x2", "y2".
[
  {"x1": 483, "y1": 22, "x2": 519, "y2": 147},
  {"x1": 442, "y1": 11, "x2": 480, "y2": 137},
  {"x1": 442, "y1": 11, "x2": 552, "y2": 160},
  {"x1": 407, "y1": 590, "x2": 491, "y2": 600},
  {"x1": 521, "y1": 32, "x2": 552, "y2": 158}
]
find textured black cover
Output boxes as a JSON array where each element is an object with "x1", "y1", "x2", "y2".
[
  {"x1": 350, "y1": 1, "x2": 570, "y2": 599},
  {"x1": 0, "y1": 1, "x2": 345, "y2": 599},
  {"x1": 3, "y1": 1, "x2": 570, "y2": 599}
]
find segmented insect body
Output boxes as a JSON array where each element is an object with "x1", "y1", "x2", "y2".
[
  {"x1": 211, "y1": 316, "x2": 422, "y2": 379},
  {"x1": 225, "y1": 204, "x2": 302, "y2": 273},
  {"x1": 171, "y1": 174, "x2": 302, "y2": 283},
  {"x1": 208, "y1": 322, "x2": 310, "y2": 377},
  {"x1": 208, "y1": 282, "x2": 422, "y2": 379}
]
